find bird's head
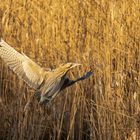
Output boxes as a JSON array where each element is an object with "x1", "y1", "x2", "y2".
[
  {"x1": 59, "y1": 63, "x2": 81, "y2": 71},
  {"x1": 54, "y1": 62, "x2": 81, "y2": 75}
]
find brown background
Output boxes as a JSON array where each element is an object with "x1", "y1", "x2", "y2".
[{"x1": 0, "y1": 0, "x2": 139, "y2": 140}]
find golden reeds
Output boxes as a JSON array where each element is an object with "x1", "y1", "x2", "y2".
[{"x1": 0, "y1": 0, "x2": 139, "y2": 140}]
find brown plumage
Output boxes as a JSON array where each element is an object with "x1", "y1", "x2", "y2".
[{"x1": 0, "y1": 39, "x2": 92, "y2": 106}]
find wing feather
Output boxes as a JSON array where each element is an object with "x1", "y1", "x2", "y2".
[{"x1": 0, "y1": 39, "x2": 46, "y2": 89}]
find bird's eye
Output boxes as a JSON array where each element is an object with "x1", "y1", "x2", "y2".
[{"x1": 70, "y1": 63, "x2": 73, "y2": 67}]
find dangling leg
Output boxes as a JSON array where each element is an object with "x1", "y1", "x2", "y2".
[{"x1": 34, "y1": 89, "x2": 41, "y2": 102}]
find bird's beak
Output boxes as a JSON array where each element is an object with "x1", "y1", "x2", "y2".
[{"x1": 70, "y1": 63, "x2": 82, "y2": 68}]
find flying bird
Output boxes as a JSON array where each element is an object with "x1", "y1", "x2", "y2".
[{"x1": 0, "y1": 39, "x2": 92, "y2": 106}]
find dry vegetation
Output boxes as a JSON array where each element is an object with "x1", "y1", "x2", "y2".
[{"x1": 0, "y1": 0, "x2": 140, "y2": 140}]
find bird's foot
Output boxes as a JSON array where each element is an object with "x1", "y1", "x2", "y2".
[{"x1": 34, "y1": 90, "x2": 41, "y2": 102}]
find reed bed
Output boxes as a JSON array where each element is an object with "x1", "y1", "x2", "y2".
[{"x1": 0, "y1": 0, "x2": 139, "y2": 140}]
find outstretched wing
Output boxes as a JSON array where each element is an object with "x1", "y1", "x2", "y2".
[{"x1": 0, "y1": 39, "x2": 47, "y2": 90}]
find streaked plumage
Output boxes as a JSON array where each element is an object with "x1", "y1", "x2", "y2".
[{"x1": 0, "y1": 39, "x2": 92, "y2": 106}]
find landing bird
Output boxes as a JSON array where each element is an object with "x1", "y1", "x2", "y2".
[{"x1": 0, "y1": 39, "x2": 92, "y2": 106}]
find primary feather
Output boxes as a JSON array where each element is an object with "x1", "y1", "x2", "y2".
[{"x1": 0, "y1": 39, "x2": 46, "y2": 89}]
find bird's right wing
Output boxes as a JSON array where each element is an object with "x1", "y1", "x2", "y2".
[{"x1": 0, "y1": 39, "x2": 47, "y2": 90}]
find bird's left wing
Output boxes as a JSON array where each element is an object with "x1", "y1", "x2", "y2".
[
  {"x1": 0, "y1": 39, "x2": 47, "y2": 90},
  {"x1": 77, "y1": 71, "x2": 93, "y2": 81}
]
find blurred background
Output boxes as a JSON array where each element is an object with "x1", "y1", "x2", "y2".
[{"x1": 0, "y1": 0, "x2": 139, "y2": 140}]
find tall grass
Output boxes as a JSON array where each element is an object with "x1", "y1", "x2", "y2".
[{"x1": 0, "y1": 0, "x2": 139, "y2": 140}]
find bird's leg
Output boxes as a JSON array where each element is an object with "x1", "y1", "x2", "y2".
[
  {"x1": 35, "y1": 90, "x2": 52, "y2": 108},
  {"x1": 34, "y1": 89, "x2": 41, "y2": 102}
]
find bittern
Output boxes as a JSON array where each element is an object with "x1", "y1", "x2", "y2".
[{"x1": 0, "y1": 39, "x2": 92, "y2": 106}]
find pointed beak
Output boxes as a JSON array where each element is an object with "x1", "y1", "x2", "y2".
[{"x1": 71, "y1": 63, "x2": 82, "y2": 68}]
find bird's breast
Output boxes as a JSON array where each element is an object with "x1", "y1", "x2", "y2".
[{"x1": 39, "y1": 75, "x2": 65, "y2": 100}]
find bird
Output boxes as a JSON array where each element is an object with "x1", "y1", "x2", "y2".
[{"x1": 0, "y1": 39, "x2": 92, "y2": 106}]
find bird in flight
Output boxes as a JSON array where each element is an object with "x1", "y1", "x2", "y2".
[{"x1": 0, "y1": 39, "x2": 92, "y2": 106}]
